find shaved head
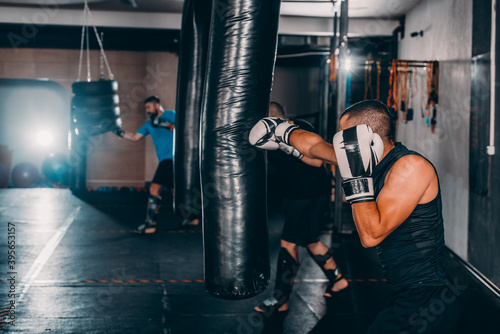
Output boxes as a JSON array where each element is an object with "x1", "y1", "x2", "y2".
[
  {"x1": 269, "y1": 101, "x2": 286, "y2": 119},
  {"x1": 339, "y1": 100, "x2": 395, "y2": 143}
]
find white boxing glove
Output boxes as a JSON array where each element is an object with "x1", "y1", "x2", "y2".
[
  {"x1": 275, "y1": 121, "x2": 299, "y2": 145},
  {"x1": 249, "y1": 117, "x2": 288, "y2": 150},
  {"x1": 333, "y1": 124, "x2": 384, "y2": 203}
]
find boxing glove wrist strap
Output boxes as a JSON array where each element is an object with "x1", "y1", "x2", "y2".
[
  {"x1": 278, "y1": 143, "x2": 303, "y2": 159},
  {"x1": 275, "y1": 122, "x2": 299, "y2": 145},
  {"x1": 342, "y1": 177, "x2": 375, "y2": 204},
  {"x1": 291, "y1": 148, "x2": 303, "y2": 159}
]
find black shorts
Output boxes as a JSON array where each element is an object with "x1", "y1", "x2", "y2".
[
  {"x1": 281, "y1": 194, "x2": 329, "y2": 247},
  {"x1": 152, "y1": 159, "x2": 174, "y2": 190},
  {"x1": 367, "y1": 285, "x2": 461, "y2": 334}
]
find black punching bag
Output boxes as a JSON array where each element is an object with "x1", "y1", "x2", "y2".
[
  {"x1": 200, "y1": 0, "x2": 281, "y2": 299},
  {"x1": 174, "y1": 0, "x2": 212, "y2": 221},
  {"x1": 69, "y1": 80, "x2": 122, "y2": 193}
]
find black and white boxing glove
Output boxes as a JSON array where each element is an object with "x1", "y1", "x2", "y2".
[
  {"x1": 275, "y1": 121, "x2": 299, "y2": 145},
  {"x1": 150, "y1": 114, "x2": 160, "y2": 127},
  {"x1": 333, "y1": 124, "x2": 384, "y2": 204},
  {"x1": 249, "y1": 117, "x2": 300, "y2": 150},
  {"x1": 249, "y1": 117, "x2": 283, "y2": 150},
  {"x1": 151, "y1": 115, "x2": 174, "y2": 130},
  {"x1": 114, "y1": 127, "x2": 125, "y2": 138}
]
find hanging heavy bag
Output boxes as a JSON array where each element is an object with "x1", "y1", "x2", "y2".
[
  {"x1": 69, "y1": 3, "x2": 121, "y2": 192},
  {"x1": 71, "y1": 93, "x2": 119, "y2": 110},
  {"x1": 70, "y1": 2, "x2": 122, "y2": 138},
  {"x1": 72, "y1": 105, "x2": 120, "y2": 123},
  {"x1": 174, "y1": 0, "x2": 212, "y2": 222},
  {"x1": 72, "y1": 80, "x2": 118, "y2": 96},
  {"x1": 200, "y1": 0, "x2": 281, "y2": 299},
  {"x1": 71, "y1": 79, "x2": 122, "y2": 137}
]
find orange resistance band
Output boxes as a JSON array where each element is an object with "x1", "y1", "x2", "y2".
[
  {"x1": 329, "y1": 52, "x2": 337, "y2": 82},
  {"x1": 376, "y1": 60, "x2": 381, "y2": 100}
]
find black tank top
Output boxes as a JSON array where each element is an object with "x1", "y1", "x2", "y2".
[{"x1": 372, "y1": 143, "x2": 446, "y2": 294}]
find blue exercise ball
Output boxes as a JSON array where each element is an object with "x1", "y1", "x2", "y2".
[
  {"x1": 12, "y1": 163, "x2": 39, "y2": 188},
  {"x1": 42, "y1": 153, "x2": 70, "y2": 186}
]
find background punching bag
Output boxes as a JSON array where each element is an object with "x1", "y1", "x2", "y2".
[
  {"x1": 201, "y1": 0, "x2": 281, "y2": 299},
  {"x1": 174, "y1": 0, "x2": 212, "y2": 221},
  {"x1": 69, "y1": 80, "x2": 122, "y2": 193}
]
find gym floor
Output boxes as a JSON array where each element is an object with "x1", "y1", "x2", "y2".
[{"x1": 0, "y1": 189, "x2": 499, "y2": 334}]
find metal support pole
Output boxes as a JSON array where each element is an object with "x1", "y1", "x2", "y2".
[
  {"x1": 488, "y1": 0, "x2": 497, "y2": 156},
  {"x1": 334, "y1": 0, "x2": 348, "y2": 235},
  {"x1": 319, "y1": 57, "x2": 330, "y2": 139}
]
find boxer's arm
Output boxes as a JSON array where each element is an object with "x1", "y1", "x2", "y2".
[
  {"x1": 300, "y1": 156, "x2": 324, "y2": 167},
  {"x1": 123, "y1": 132, "x2": 144, "y2": 142},
  {"x1": 289, "y1": 130, "x2": 337, "y2": 165},
  {"x1": 350, "y1": 155, "x2": 437, "y2": 248}
]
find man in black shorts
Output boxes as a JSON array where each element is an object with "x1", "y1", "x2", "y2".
[
  {"x1": 250, "y1": 100, "x2": 460, "y2": 333},
  {"x1": 253, "y1": 102, "x2": 349, "y2": 315},
  {"x1": 116, "y1": 96, "x2": 175, "y2": 234}
]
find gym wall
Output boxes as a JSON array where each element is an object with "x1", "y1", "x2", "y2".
[
  {"x1": 0, "y1": 48, "x2": 178, "y2": 189},
  {"x1": 397, "y1": 0, "x2": 472, "y2": 260},
  {"x1": 271, "y1": 65, "x2": 320, "y2": 121}
]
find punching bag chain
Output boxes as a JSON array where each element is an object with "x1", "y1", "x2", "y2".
[
  {"x1": 77, "y1": 3, "x2": 88, "y2": 82},
  {"x1": 76, "y1": 1, "x2": 115, "y2": 81},
  {"x1": 86, "y1": 12, "x2": 90, "y2": 81},
  {"x1": 86, "y1": 3, "x2": 114, "y2": 80}
]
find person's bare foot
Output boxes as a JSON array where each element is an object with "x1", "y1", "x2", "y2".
[
  {"x1": 324, "y1": 276, "x2": 349, "y2": 297},
  {"x1": 254, "y1": 301, "x2": 289, "y2": 313}
]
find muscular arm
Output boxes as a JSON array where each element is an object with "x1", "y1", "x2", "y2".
[
  {"x1": 123, "y1": 132, "x2": 144, "y2": 142},
  {"x1": 300, "y1": 155, "x2": 324, "y2": 167},
  {"x1": 289, "y1": 130, "x2": 337, "y2": 165},
  {"x1": 351, "y1": 155, "x2": 439, "y2": 248}
]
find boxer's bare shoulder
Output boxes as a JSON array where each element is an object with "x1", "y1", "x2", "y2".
[{"x1": 383, "y1": 154, "x2": 438, "y2": 205}]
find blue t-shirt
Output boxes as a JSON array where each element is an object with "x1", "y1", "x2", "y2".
[{"x1": 137, "y1": 110, "x2": 175, "y2": 162}]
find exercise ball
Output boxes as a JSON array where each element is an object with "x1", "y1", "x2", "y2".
[
  {"x1": 42, "y1": 153, "x2": 70, "y2": 186},
  {"x1": 12, "y1": 163, "x2": 39, "y2": 188},
  {"x1": 0, "y1": 163, "x2": 8, "y2": 188}
]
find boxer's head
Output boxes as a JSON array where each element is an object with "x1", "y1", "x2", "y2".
[
  {"x1": 339, "y1": 100, "x2": 395, "y2": 144},
  {"x1": 268, "y1": 101, "x2": 287, "y2": 119},
  {"x1": 144, "y1": 95, "x2": 161, "y2": 116}
]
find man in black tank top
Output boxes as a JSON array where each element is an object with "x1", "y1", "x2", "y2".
[{"x1": 249, "y1": 100, "x2": 460, "y2": 333}]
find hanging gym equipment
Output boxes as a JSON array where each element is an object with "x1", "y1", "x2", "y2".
[
  {"x1": 174, "y1": 0, "x2": 212, "y2": 222},
  {"x1": 71, "y1": 1, "x2": 122, "y2": 137},
  {"x1": 69, "y1": 2, "x2": 122, "y2": 192},
  {"x1": 200, "y1": 0, "x2": 281, "y2": 299}
]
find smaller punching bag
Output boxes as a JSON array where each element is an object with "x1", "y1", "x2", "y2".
[
  {"x1": 71, "y1": 80, "x2": 122, "y2": 137},
  {"x1": 69, "y1": 80, "x2": 122, "y2": 193}
]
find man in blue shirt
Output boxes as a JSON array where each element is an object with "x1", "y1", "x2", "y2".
[{"x1": 116, "y1": 96, "x2": 175, "y2": 233}]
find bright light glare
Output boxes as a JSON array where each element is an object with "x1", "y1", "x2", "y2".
[
  {"x1": 344, "y1": 57, "x2": 351, "y2": 71},
  {"x1": 37, "y1": 131, "x2": 53, "y2": 146}
]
